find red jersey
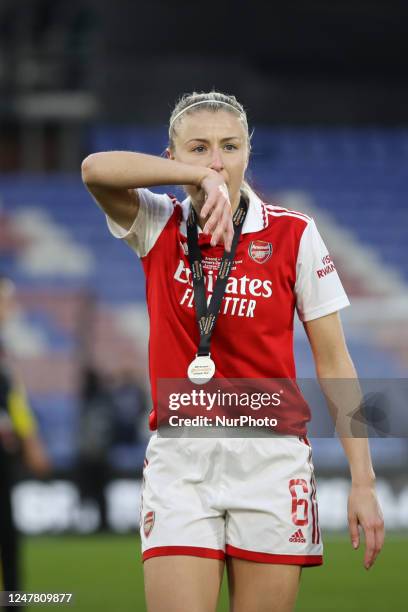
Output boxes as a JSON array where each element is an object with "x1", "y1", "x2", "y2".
[{"x1": 107, "y1": 189, "x2": 349, "y2": 433}]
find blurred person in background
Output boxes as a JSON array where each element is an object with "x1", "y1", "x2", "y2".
[
  {"x1": 0, "y1": 275, "x2": 51, "y2": 595},
  {"x1": 76, "y1": 367, "x2": 115, "y2": 531},
  {"x1": 76, "y1": 367, "x2": 148, "y2": 531},
  {"x1": 110, "y1": 368, "x2": 150, "y2": 479},
  {"x1": 111, "y1": 369, "x2": 148, "y2": 447}
]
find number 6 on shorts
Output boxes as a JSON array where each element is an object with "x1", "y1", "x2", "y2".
[{"x1": 289, "y1": 478, "x2": 309, "y2": 526}]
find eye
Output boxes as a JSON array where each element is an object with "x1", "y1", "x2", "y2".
[
  {"x1": 224, "y1": 143, "x2": 238, "y2": 151},
  {"x1": 192, "y1": 145, "x2": 206, "y2": 153}
]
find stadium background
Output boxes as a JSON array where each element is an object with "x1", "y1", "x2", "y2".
[{"x1": 0, "y1": 0, "x2": 407, "y2": 610}]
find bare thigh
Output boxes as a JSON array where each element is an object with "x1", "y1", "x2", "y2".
[
  {"x1": 144, "y1": 555, "x2": 225, "y2": 612},
  {"x1": 226, "y1": 558, "x2": 302, "y2": 612}
]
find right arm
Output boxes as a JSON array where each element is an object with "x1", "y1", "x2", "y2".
[{"x1": 81, "y1": 151, "x2": 233, "y2": 249}]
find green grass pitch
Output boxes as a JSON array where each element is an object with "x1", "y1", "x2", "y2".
[{"x1": 22, "y1": 533, "x2": 405, "y2": 611}]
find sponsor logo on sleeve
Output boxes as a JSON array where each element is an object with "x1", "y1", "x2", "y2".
[{"x1": 316, "y1": 254, "x2": 336, "y2": 278}]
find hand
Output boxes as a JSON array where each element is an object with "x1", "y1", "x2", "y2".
[
  {"x1": 199, "y1": 171, "x2": 234, "y2": 251},
  {"x1": 23, "y1": 435, "x2": 52, "y2": 478},
  {"x1": 347, "y1": 482, "x2": 384, "y2": 570}
]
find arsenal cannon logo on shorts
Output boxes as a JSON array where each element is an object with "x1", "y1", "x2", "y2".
[
  {"x1": 143, "y1": 511, "x2": 155, "y2": 537},
  {"x1": 248, "y1": 240, "x2": 273, "y2": 264}
]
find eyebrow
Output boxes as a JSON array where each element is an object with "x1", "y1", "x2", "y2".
[{"x1": 185, "y1": 136, "x2": 242, "y2": 144}]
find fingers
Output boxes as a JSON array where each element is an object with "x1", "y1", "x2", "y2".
[
  {"x1": 349, "y1": 513, "x2": 381, "y2": 571},
  {"x1": 372, "y1": 517, "x2": 385, "y2": 568},
  {"x1": 348, "y1": 487, "x2": 385, "y2": 570},
  {"x1": 363, "y1": 524, "x2": 376, "y2": 569},
  {"x1": 201, "y1": 184, "x2": 233, "y2": 250},
  {"x1": 202, "y1": 198, "x2": 225, "y2": 235},
  {"x1": 348, "y1": 514, "x2": 360, "y2": 550},
  {"x1": 375, "y1": 517, "x2": 385, "y2": 556},
  {"x1": 363, "y1": 518, "x2": 385, "y2": 570},
  {"x1": 201, "y1": 184, "x2": 228, "y2": 220},
  {"x1": 214, "y1": 206, "x2": 233, "y2": 252}
]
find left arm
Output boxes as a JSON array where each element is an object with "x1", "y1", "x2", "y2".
[{"x1": 304, "y1": 312, "x2": 385, "y2": 570}]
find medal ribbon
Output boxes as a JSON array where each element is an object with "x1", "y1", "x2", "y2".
[{"x1": 187, "y1": 194, "x2": 248, "y2": 357}]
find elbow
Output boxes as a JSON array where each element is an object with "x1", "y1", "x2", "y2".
[{"x1": 81, "y1": 154, "x2": 101, "y2": 186}]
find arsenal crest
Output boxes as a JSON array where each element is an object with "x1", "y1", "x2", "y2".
[
  {"x1": 143, "y1": 511, "x2": 155, "y2": 537},
  {"x1": 248, "y1": 240, "x2": 273, "y2": 264}
]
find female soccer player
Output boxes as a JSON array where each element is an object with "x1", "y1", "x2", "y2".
[{"x1": 82, "y1": 91, "x2": 384, "y2": 612}]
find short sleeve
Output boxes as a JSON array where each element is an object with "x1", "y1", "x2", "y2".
[
  {"x1": 106, "y1": 188, "x2": 174, "y2": 257},
  {"x1": 295, "y1": 219, "x2": 350, "y2": 322}
]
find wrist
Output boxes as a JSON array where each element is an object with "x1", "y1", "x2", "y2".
[
  {"x1": 198, "y1": 168, "x2": 222, "y2": 189},
  {"x1": 351, "y1": 473, "x2": 376, "y2": 487}
]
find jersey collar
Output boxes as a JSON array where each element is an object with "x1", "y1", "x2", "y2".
[{"x1": 180, "y1": 189, "x2": 266, "y2": 236}]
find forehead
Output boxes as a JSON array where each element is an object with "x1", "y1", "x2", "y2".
[{"x1": 174, "y1": 109, "x2": 246, "y2": 142}]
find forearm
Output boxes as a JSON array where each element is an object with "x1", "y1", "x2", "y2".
[
  {"x1": 81, "y1": 151, "x2": 209, "y2": 190},
  {"x1": 316, "y1": 357, "x2": 375, "y2": 486},
  {"x1": 340, "y1": 438, "x2": 375, "y2": 484}
]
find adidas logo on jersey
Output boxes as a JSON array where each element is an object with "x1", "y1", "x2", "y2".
[{"x1": 289, "y1": 529, "x2": 306, "y2": 543}]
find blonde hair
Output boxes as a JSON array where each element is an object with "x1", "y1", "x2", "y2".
[{"x1": 168, "y1": 91, "x2": 255, "y2": 199}]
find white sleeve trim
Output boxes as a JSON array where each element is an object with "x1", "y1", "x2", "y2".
[
  {"x1": 295, "y1": 218, "x2": 350, "y2": 322},
  {"x1": 300, "y1": 295, "x2": 351, "y2": 322},
  {"x1": 105, "y1": 188, "x2": 173, "y2": 257},
  {"x1": 106, "y1": 191, "x2": 147, "y2": 240}
]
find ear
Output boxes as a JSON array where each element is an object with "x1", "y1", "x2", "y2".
[{"x1": 165, "y1": 148, "x2": 174, "y2": 160}]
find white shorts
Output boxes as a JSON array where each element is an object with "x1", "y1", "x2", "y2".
[{"x1": 140, "y1": 434, "x2": 323, "y2": 566}]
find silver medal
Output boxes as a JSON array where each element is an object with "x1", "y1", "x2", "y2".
[{"x1": 187, "y1": 355, "x2": 215, "y2": 385}]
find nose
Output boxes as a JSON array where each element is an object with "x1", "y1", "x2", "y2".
[{"x1": 209, "y1": 148, "x2": 224, "y2": 172}]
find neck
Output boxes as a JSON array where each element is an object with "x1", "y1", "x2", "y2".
[{"x1": 192, "y1": 191, "x2": 241, "y2": 230}]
